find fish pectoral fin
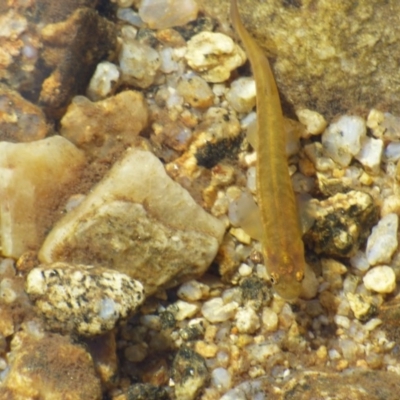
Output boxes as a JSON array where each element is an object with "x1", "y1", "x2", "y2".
[{"x1": 229, "y1": 190, "x2": 263, "y2": 241}]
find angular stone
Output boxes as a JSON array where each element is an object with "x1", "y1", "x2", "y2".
[
  {"x1": 39, "y1": 148, "x2": 225, "y2": 295},
  {"x1": 0, "y1": 84, "x2": 49, "y2": 143},
  {"x1": 0, "y1": 136, "x2": 86, "y2": 258},
  {"x1": 60, "y1": 91, "x2": 148, "y2": 160}
]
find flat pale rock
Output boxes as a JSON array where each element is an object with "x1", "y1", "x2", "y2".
[
  {"x1": 0, "y1": 136, "x2": 86, "y2": 258},
  {"x1": 39, "y1": 148, "x2": 226, "y2": 295}
]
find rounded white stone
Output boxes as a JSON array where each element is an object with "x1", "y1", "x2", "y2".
[
  {"x1": 87, "y1": 61, "x2": 120, "y2": 101},
  {"x1": 211, "y1": 367, "x2": 232, "y2": 391},
  {"x1": 363, "y1": 266, "x2": 396, "y2": 294},
  {"x1": 322, "y1": 115, "x2": 366, "y2": 166},
  {"x1": 235, "y1": 306, "x2": 260, "y2": 333},
  {"x1": 226, "y1": 77, "x2": 256, "y2": 113},
  {"x1": 366, "y1": 213, "x2": 398, "y2": 265},
  {"x1": 355, "y1": 136, "x2": 383, "y2": 173},
  {"x1": 201, "y1": 297, "x2": 238, "y2": 323}
]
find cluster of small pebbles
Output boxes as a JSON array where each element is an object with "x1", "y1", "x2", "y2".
[{"x1": 1, "y1": 1, "x2": 400, "y2": 399}]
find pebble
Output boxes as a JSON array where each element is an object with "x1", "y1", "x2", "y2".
[
  {"x1": 226, "y1": 77, "x2": 256, "y2": 113},
  {"x1": 86, "y1": 61, "x2": 120, "y2": 101},
  {"x1": 246, "y1": 343, "x2": 281, "y2": 363},
  {"x1": 195, "y1": 341, "x2": 218, "y2": 358},
  {"x1": 220, "y1": 388, "x2": 247, "y2": 400},
  {"x1": 238, "y1": 263, "x2": 253, "y2": 277},
  {"x1": 0, "y1": 329, "x2": 101, "y2": 399},
  {"x1": 116, "y1": 8, "x2": 145, "y2": 28},
  {"x1": 304, "y1": 191, "x2": 378, "y2": 257},
  {"x1": 177, "y1": 75, "x2": 214, "y2": 108},
  {"x1": 177, "y1": 280, "x2": 210, "y2": 301},
  {"x1": 60, "y1": 91, "x2": 148, "y2": 159},
  {"x1": 346, "y1": 292, "x2": 376, "y2": 321},
  {"x1": 172, "y1": 347, "x2": 209, "y2": 400},
  {"x1": 261, "y1": 308, "x2": 279, "y2": 332},
  {"x1": 235, "y1": 306, "x2": 260, "y2": 334},
  {"x1": 211, "y1": 367, "x2": 232, "y2": 391},
  {"x1": 321, "y1": 115, "x2": 366, "y2": 166},
  {"x1": 363, "y1": 266, "x2": 396, "y2": 294},
  {"x1": 367, "y1": 108, "x2": 385, "y2": 138},
  {"x1": 296, "y1": 108, "x2": 327, "y2": 136},
  {"x1": 119, "y1": 28, "x2": 161, "y2": 88},
  {"x1": 185, "y1": 32, "x2": 246, "y2": 83},
  {"x1": 350, "y1": 251, "x2": 370, "y2": 272},
  {"x1": 0, "y1": 84, "x2": 49, "y2": 142},
  {"x1": 384, "y1": 142, "x2": 400, "y2": 162},
  {"x1": 26, "y1": 263, "x2": 145, "y2": 336},
  {"x1": 201, "y1": 298, "x2": 238, "y2": 323},
  {"x1": 39, "y1": 148, "x2": 225, "y2": 296},
  {"x1": 355, "y1": 136, "x2": 384, "y2": 174},
  {"x1": 366, "y1": 213, "x2": 398, "y2": 265},
  {"x1": 173, "y1": 300, "x2": 199, "y2": 321},
  {"x1": 159, "y1": 47, "x2": 179, "y2": 73},
  {"x1": 0, "y1": 137, "x2": 85, "y2": 259},
  {"x1": 381, "y1": 195, "x2": 400, "y2": 217},
  {"x1": 139, "y1": 0, "x2": 198, "y2": 30}
]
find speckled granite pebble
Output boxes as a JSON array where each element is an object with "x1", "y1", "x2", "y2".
[{"x1": 26, "y1": 262, "x2": 144, "y2": 336}]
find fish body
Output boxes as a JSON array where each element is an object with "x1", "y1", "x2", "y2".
[{"x1": 230, "y1": 0, "x2": 305, "y2": 299}]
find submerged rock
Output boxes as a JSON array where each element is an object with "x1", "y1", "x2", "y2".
[
  {"x1": 39, "y1": 148, "x2": 225, "y2": 295},
  {"x1": 214, "y1": 0, "x2": 400, "y2": 118},
  {"x1": 0, "y1": 136, "x2": 85, "y2": 259},
  {"x1": 60, "y1": 91, "x2": 148, "y2": 160},
  {"x1": 0, "y1": 84, "x2": 49, "y2": 142},
  {"x1": 0, "y1": 328, "x2": 102, "y2": 399},
  {"x1": 26, "y1": 263, "x2": 145, "y2": 336},
  {"x1": 172, "y1": 347, "x2": 209, "y2": 400},
  {"x1": 139, "y1": 0, "x2": 199, "y2": 30},
  {"x1": 303, "y1": 190, "x2": 379, "y2": 257}
]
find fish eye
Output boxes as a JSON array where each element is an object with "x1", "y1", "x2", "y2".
[
  {"x1": 296, "y1": 271, "x2": 305, "y2": 282},
  {"x1": 270, "y1": 272, "x2": 279, "y2": 285}
]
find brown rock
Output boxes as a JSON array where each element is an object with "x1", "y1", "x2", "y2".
[
  {"x1": 0, "y1": 330, "x2": 102, "y2": 399},
  {"x1": 60, "y1": 91, "x2": 149, "y2": 160},
  {"x1": 200, "y1": 0, "x2": 400, "y2": 118},
  {"x1": 0, "y1": 84, "x2": 49, "y2": 142},
  {"x1": 39, "y1": 7, "x2": 117, "y2": 117}
]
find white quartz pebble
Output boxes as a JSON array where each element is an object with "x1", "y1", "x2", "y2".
[
  {"x1": 363, "y1": 266, "x2": 396, "y2": 294},
  {"x1": 87, "y1": 61, "x2": 120, "y2": 101},
  {"x1": 350, "y1": 251, "x2": 370, "y2": 272},
  {"x1": 322, "y1": 115, "x2": 366, "y2": 166},
  {"x1": 261, "y1": 308, "x2": 279, "y2": 332},
  {"x1": 355, "y1": 136, "x2": 383, "y2": 174},
  {"x1": 226, "y1": 77, "x2": 256, "y2": 113},
  {"x1": 173, "y1": 300, "x2": 199, "y2": 321},
  {"x1": 366, "y1": 213, "x2": 398, "y2": 265},
  {"x1": 119, "y1": 31, "x2": 160, "y2": 88},
  {"x1": 385, "y1": 142, "x2": 400, "y2": 162},
  {"x1": 235, "y1": 306, "x2": 260, "y2": 333},
  {"x1": 211, "y1": 367, "x2": 232, "y2": 391},
  {"x1": 201, "y1": 298, "x2": 238, "y2": 323},
  {"x1": 177, "y1": 280, "x2": 209, "y2": 301},
  {"x1": 220, "y1": 388, "x2": 246, "y2": 400}
]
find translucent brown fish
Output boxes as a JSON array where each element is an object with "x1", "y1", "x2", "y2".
[{"x1": 230, "y1": 0, "x2": 305, "y2": 299}]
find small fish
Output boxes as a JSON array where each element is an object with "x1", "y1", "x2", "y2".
[{"x1": 230, "y1": 0, "x2": 305, "y2": 299}]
